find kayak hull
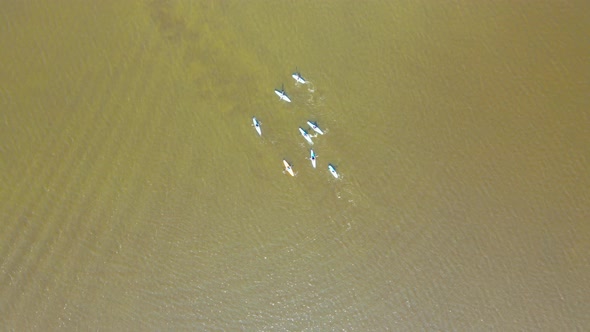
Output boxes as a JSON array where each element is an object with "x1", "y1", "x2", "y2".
[
  {"x1": 252, "y1": 117, "x2": 262, "y2": 136},
  {"x1": 299, "y1": 127, "x2": 314, "y2": 145},
  {"x1": 292, "y1": 73, "x2": 307, "y2": 84},
  {"x1": 310, "y1": 150, "x2": 317, "y2": 168},
  {"x1": 283, "y1": 159, "x2": 295, "y2": 176},
  {"x1": 328, "y1": 164, "x2": 339, "y2": 178},
  {"x1": 274, "y1": 89, "x2": 291, "y2": 103},
  {"x1": 307, "y1": 121, "x2": 324, "y2": 135}
]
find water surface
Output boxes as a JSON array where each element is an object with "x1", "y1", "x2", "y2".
[{"x1": 1, "y1": 1, "x2": 589, "y2": 330}]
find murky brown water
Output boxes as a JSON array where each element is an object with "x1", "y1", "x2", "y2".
[{"x1": 1, "y1": 1, "x2": 589, "y2": 330}]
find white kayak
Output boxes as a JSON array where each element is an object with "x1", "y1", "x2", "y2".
[
  {"x1": 252, "y1": 117, "x2": 261, "y2": 136},
  {"x1": 298, "y1": 127, "x2": 314, "y2": 145},
  {"x1": 307, "y1": 121, "x2": 324, "y2": 135},
  {"x1": 310, "y1": 149, "x2": 317, "y2": 168},
  {"x1": 291, "y1": 71, "x2": 307, "y2": 84},
  {"x1": 283, "y1": 159, "x2": 295, "y2": 176},
  {"x1": 274, "y1": 88, "x2": 291, "y2": 103},
  {"x1": 328, "y1": 164, "x2": 339, "y2": 178}
]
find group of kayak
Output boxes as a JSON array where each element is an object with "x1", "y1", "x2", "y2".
[{"x1": 252, "y1": 70, "x2": 339, "y2": 179}]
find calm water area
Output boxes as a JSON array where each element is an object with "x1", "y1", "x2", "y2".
[{"x1": 1, "y1": 1, "x2": 589, "y2": 330}]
